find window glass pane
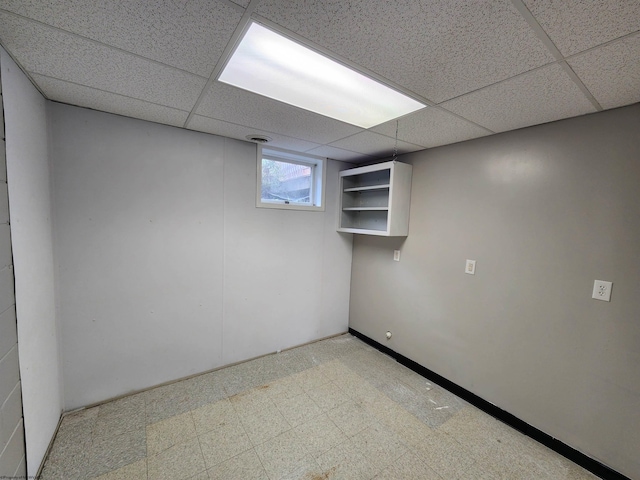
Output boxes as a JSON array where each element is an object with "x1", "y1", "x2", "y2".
[{"x1": 261, "y1": 159, "x2": 312, "y2": 204}]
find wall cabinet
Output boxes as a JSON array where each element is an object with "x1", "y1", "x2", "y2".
[{"x1": 337, "y1": 161, "x2": 412, "y2": 236}]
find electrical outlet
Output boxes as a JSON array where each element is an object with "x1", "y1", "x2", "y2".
[
  {"x1": 465, "y1": 259, "x2": 476, "y2": 275},
  {"x1": 592, "y1": 280, "x2": 612, "y2": 302},
  {"x1": 393, "y1": 250, "x2": 400, "y2": 262}
]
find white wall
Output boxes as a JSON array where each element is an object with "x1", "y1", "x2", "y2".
[
  {"x1": 1, "y1": 48, "x2": 62, "y2": 476},
  {"x1": 49, "y1": 103, "x2": 352, "y2": 409}
]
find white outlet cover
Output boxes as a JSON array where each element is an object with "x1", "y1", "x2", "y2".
[
  {"x1": 393, "y1": 250, "x2": 400, "y2": 262},
  {"x1": 592, "y1": 280, "x2": 612, "y2": 302},
  {"x1": 465, "y1": 259, "x2": 476, "y2": 275}
]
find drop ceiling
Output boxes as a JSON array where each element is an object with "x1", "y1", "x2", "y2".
[{"x1": 0, "y1": 0, "x2": 638, "y2": 162}]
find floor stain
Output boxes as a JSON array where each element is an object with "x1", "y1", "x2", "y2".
[{"x1": 308, "y1": 466, "x2": 337, "y2": 479}]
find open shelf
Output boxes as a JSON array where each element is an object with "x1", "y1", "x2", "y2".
[
  {"x1": 337, "y1": 161, "x2": 412, "y2": 236},
  {"x1": 342, "y1": 207, "x2": 389, "y2": 211},
  {"x1": 343, "y1": 184, "x2": 390, "y2": 192}
]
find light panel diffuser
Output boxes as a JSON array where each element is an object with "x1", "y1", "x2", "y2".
[{"x1": 219, "y1": 22, "x2": 426, "y2": 129}]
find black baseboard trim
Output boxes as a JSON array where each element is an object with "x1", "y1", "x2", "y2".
[{"x1": 348, "y1": 328, "x2": 630, "y2": 480}]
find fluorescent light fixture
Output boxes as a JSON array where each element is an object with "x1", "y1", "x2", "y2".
[{"x1": 219, "y1": 22, "x2": 426, "y2": 129}]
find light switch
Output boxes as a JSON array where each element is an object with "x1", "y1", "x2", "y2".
[
  {"x1": 393, "y1": 250, "x2": 401, "y2": 262},
  {"x1": 592, "y1": 280, "x2": 612, "y2": 302},
  {"x1": 465, "y1": 259, "x2": 476, "y2": 275}
]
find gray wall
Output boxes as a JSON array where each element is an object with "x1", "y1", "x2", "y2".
[
  {"x1": 1, "y1": 49, "x2": 61, "y2": 476},
  {"x1": 0, "y1": 53, "x2": 26, "y2": 480},
  {"x1": 49, "y1": 103, "x2": 353, "y2": 410},
  {"x1": 349, "y1": 103, "x2": 640, "y2": 479}
]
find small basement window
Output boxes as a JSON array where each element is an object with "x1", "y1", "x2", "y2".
[{"x1": 257, "y1": 147, "x2": 326, "y2": 211}]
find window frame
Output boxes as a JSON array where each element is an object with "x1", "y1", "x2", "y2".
[{"x1": 256, "y1": 146, "x2": 326, "y2": 212}]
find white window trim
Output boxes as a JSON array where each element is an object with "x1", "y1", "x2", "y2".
[{"x1": 256, "y1": 145, "x2": 326, "y2": 212}]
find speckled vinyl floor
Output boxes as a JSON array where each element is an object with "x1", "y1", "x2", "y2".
[{"x1": 41, "y1": 334, "x2": 598, "y2": 480}]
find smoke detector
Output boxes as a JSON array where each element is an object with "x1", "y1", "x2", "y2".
[{"x1": 246, "y1": 134, "x2": 272, "y2": 144}]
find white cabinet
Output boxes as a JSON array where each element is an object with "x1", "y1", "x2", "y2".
[{"x1": 337, "y1": 161, "x2": 412, "y2": 236}]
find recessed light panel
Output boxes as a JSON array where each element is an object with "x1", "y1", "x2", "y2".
[{"x1": 219, "y1": 22, "x2": 426, "y2": 129}]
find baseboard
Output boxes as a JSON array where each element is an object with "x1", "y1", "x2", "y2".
[
  {"x1": 348, "y1": 328, "x2": 630, "y2": 480},
  {"x1": 35, "y1": 410, "x2": 64, "y2": 479}
]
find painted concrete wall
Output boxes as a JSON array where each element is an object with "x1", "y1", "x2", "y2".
[
  {"x1": 0, "y1": 54, "x2": 26, "y2": 480},
  {"x1": 49, "y1": 103, "x2": 352, "y2": 410},
  {"x1": 349, "y1": 103, "x2": 640, "y2": 479},
  {"x1": 1, "y1": 48, "x2": 62, "y2": 476}
]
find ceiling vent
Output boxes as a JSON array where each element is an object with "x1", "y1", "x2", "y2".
[{"x1": 246, "y1": 134, "x2": 272, "y2": 144}]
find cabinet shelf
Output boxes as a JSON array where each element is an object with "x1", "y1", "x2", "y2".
[
  {"x1": 337, "y1": 161, "x2": 412, "y2": 236},
  {"x1": 342, "y1": 207, "x2": 389, "y2": 211},
  {"x1": 343, "y1": 184, "x2": 390, "y2": 192}
]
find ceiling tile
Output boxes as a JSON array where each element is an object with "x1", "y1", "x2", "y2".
[
  {"x1": 32, "y1": 74, "x2": 189, "y2": 127},
  {"x1": 523, "y1": 0, "x2": 640, "y2": 56},
  {"x1": 188, "y1": 115, "x2": 322, "y2": 152},
  {"x1": 194, "y1": 81, "x2": 364, "y2": 144},
  {"x1": 568, "y1": 34, "x2": 640, "y2": 110},
  {"x1": 255, "y1": 0, "x2": 554, "y2": 102},
  {"x1": 0, "y1": 0, "x2": 244, "y2": 77},
  {"x1": 329, "y1": 131, "x2": 424, "y2": 158},
  {"x1": 304, "y1": 145, "x2": 374, "y2": 163},
  {"x1": 371, "y1": 107, "x2": 492, "y2": 148},
  {"x1": 0, "y1": 12, "x2": 207, "y2": 111},
  {"x1": 229, "y1": 0, "x2": 250, "y2": 7},
  {"x1": 441, "y1": 64, "x2": 597, "y2": 133}
]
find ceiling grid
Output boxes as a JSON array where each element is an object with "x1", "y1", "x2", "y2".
[
  {"x1": 509, "y1": 0, "x2": 603, "y2": 111},
  {"x1": 0, "y1": 0, "x2": 637, "y2": 162}
]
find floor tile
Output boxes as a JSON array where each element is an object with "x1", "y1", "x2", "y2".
[
  {"x1": 315, "y1": 442, "x2": 377, "y2": 480},
  {"x1": 144, "y1": 382, "x2": 192, "y2": 425},
  {"x1": 186, "y1": 472, "x2": 210, "y2": 480},
  {"x1": 92, "y1": 458, "x2": 147, "y2": 480},
  {"x1": 146, "y1": 411, "x2": 197, "y2": 455},
  {"x1": 271, "y1": 349, "x2": 318, "y2": 376},
  {"x1": 273, "y1": 391, "x2": 323, "y2": 427},
  {"x1": 291, "y1": 366, "x2": 331, "y2": 391},
  {"x1": 306, "y1": 381, "x2": 349, "y2": 411},
  {"x1": 379, "y1": 380, "x2": 457, "y2": 429},
  {"x1": 477, "y1": 433, "x2": 597, "y2": 480},
  {"x1": 331, "y1": 370, "x2": 373, "y2": 400},
  {"x1": 293, "y1": 413, "x2": 348, "y2": 458},
  {"x1": 384, "y1": 408, "x2": 435, "y2": 447},
  {"x1": 409, "y1": 428, "x2": 476, "y2": 479},
  {"x1": 350, "y1": 422, "x2": 408, "y2": 473},
  {"x1": 98, "y1": 394, "x2": 146, "y2": 418},
  {"x1": 47, "y1": 420, "x2": 93, "y2": 464},
  {"x1": 40, "y1": 334, "x2": 600, "y2": 480},
  {"x1": 183, "y1": 371, "x2": 228, "y2": 410},
  {"x1": 327, "y1": 400, "x2": 376, "y2": 437},
  {"x1": 93, "y1": 394, "x2": 146, "y2": 440},
  {"x1": 278, "y1": 457, "x2": 321, "y2": 480},
  {"x1": 254, "y1": 429, "x2": 313, "y2": 480},
  {"x1": 198, "y1": 420, "x2": 253, "y2": 468},
  {"x1": 89, "y1": 427, "x2": 147, "y2": 478},
  {"x1": 218, "y1": 358, "x2": 280, "y2": 396},
  {"x1": 192, "y1": 398, "x2": 239, "y2": 436},
  {"x1": 207, "y1": 450, "x2": 269, "y2": 480},
  {"x1": 374, "y1": 451, "x2": 442, "y2": 480},
  {"x1": 438, "y1": 406, "x2": 513, "y2": 458},
  {"x1": 43, "y1": 440, "x2": 93, "y2": 480},
  {"x1": 315, "y1": 359, "x2": 354, "y2": 381},
  {"x1": 260, "y1": 375, "x2": 304, "y2": 401},
  {"x1": 239, "y1": 403, "x2": 291, "y2": 446},
  {"x1": 362, "y1": 387, "x2": 401, "y2": 411},
  {"x1": 147, "y1": 437, "x2": 206, "y2": 480},
  {"x1": 61, "y1": 406, "x2": 100, "y2": 428},
  {"x1": 230, "y1": 386, "x2": 275, "y2": 417}
]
